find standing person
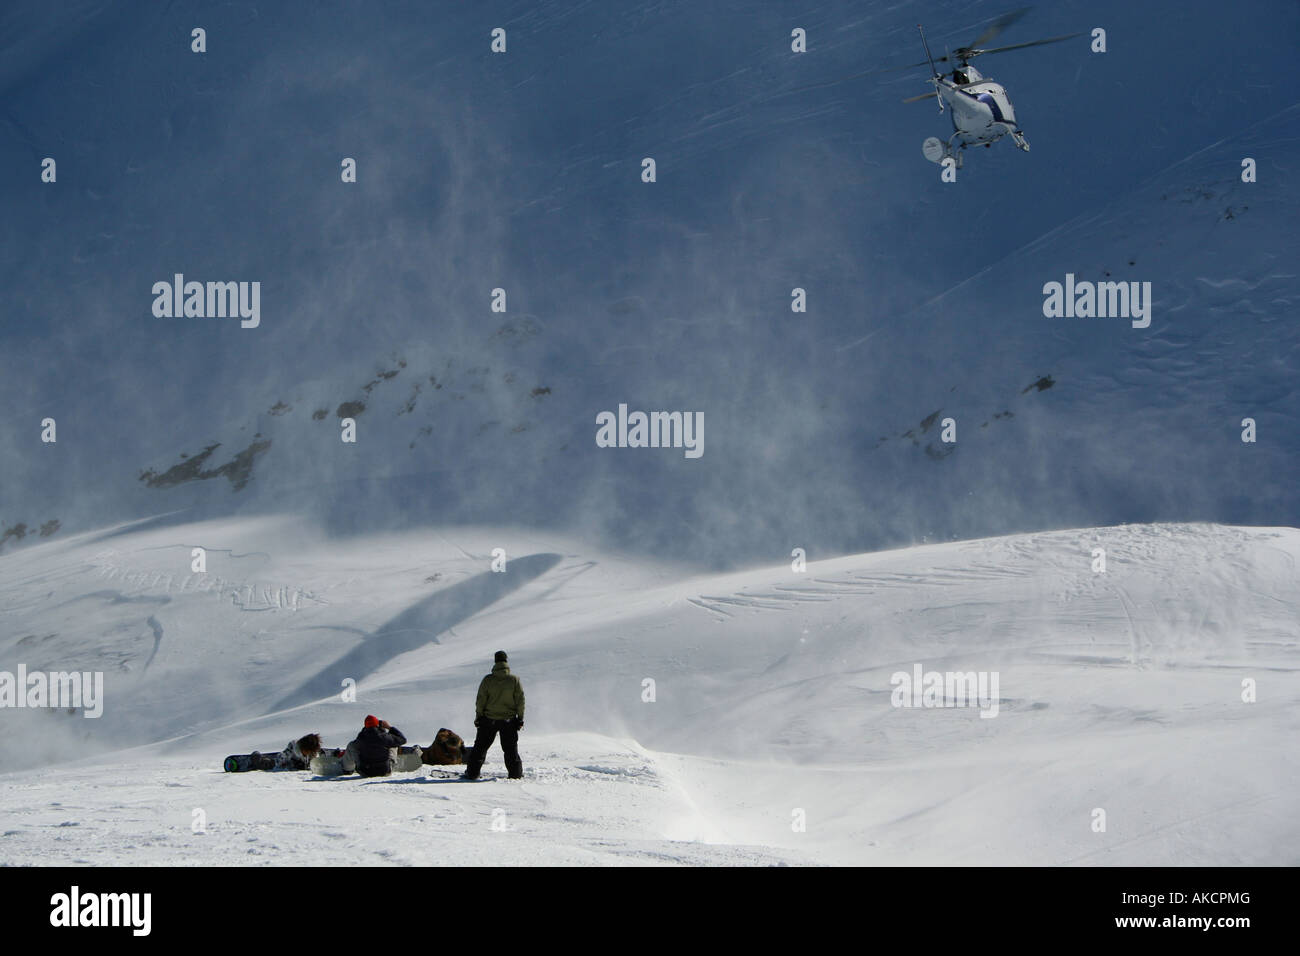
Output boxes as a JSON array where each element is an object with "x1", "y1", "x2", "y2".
[
  {"x1": 349, "y1": 715, "x2": 407, "y2": 777},
  {"x1": 463, "y1": 651, "x2": 525, "y2": 780}
]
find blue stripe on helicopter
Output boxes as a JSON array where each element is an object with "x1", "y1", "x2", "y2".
[{"x1": 974, "y1": 92, "x2": 1004, "y2": 123}]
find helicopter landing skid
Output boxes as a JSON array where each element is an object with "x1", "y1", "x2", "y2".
[{"x1": 947, "y1": 133, "x2": 965, "y2": 168}]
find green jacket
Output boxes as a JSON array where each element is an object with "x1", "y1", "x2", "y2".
[{"x1": 476, "y1": 662, "x2": 525, "y2": 721}]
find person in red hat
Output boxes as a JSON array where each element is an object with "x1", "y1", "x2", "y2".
[{"x1": 345, "y1": 715, "x2": 407, "y2": 777}]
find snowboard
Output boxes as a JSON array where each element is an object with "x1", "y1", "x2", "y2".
[
  {"x1": 224, "y1": 750, "x2": 332, "y2": 772},
  {"x1": 394, "y1": 746, "x2": 425, "y2": 772},
  {"x1": 310, "y1": 745, "x2": 425, "y2": 776},
  {"x1": 306, "y1": 747, "x2": 348, "y2": 775},
  {"x1": 424, "y1": 767, "x2": 503, "y2": 782},
  {"x1": 429, "y1": 765, "x2": 522, "y2": 782},
  {"x1": 224, "y1": 752, "x2": 275, "y2": 773}
]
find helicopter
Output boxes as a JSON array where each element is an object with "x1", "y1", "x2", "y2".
[{"x1": 904, "y1": 9, "x2": 1082, "y2": 167}]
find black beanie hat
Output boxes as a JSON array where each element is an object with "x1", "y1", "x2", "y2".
[{"x1": 494, "y1": 650, "x2": 508, "y2": 663}]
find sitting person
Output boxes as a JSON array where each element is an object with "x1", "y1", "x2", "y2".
[
  {"x1": 348, "y1": 715, "x2": 406, "y2": 777},
  {"x1": 422, "y1": 727, "x2": 470, "y2": 765},
  {"x1": 249, "y1": 733, "x2": 323, "y2": 771},
  {"x1": 275, "y1": 733, "x2": 323, "y2": 770}
]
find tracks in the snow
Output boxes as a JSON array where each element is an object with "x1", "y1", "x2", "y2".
[{"x1": 686, "y1": 563, "x2": 1033, "y2": 618}]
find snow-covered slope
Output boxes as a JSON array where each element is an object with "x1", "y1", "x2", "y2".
[{"x1": 1, "y1": 517, "x2": 1295, "y2": 865}]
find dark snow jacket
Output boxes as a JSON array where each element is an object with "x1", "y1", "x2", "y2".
[
  {"x1": 353, "y1": 725, "x2": 407, "y2": 777},
  {"x1": 476, "y1": 662, "x2": 525, "y2": 722}
]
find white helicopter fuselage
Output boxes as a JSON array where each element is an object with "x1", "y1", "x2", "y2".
[
  {"x1": 921, "y1": 65, "x2": 1030, "y2": 163},
  {"x1": 940, "y1": 79, "x2": 1016, "y2": 144}
]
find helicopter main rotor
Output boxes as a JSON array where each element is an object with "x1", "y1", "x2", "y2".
[
  {"x1": 931, "y1": 32, "x2": 1085, "y2": 70},
  {"x1": 777, "y1": 7, "x2": 1082, "y2": 99},
  {"x1": 905, "y1": 8, "x2": 1081, "y2": 71}
]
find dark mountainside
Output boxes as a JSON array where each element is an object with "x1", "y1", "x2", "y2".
[{"x1": 1, "y1": 1, "x2": 1295, "y2": 568}]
